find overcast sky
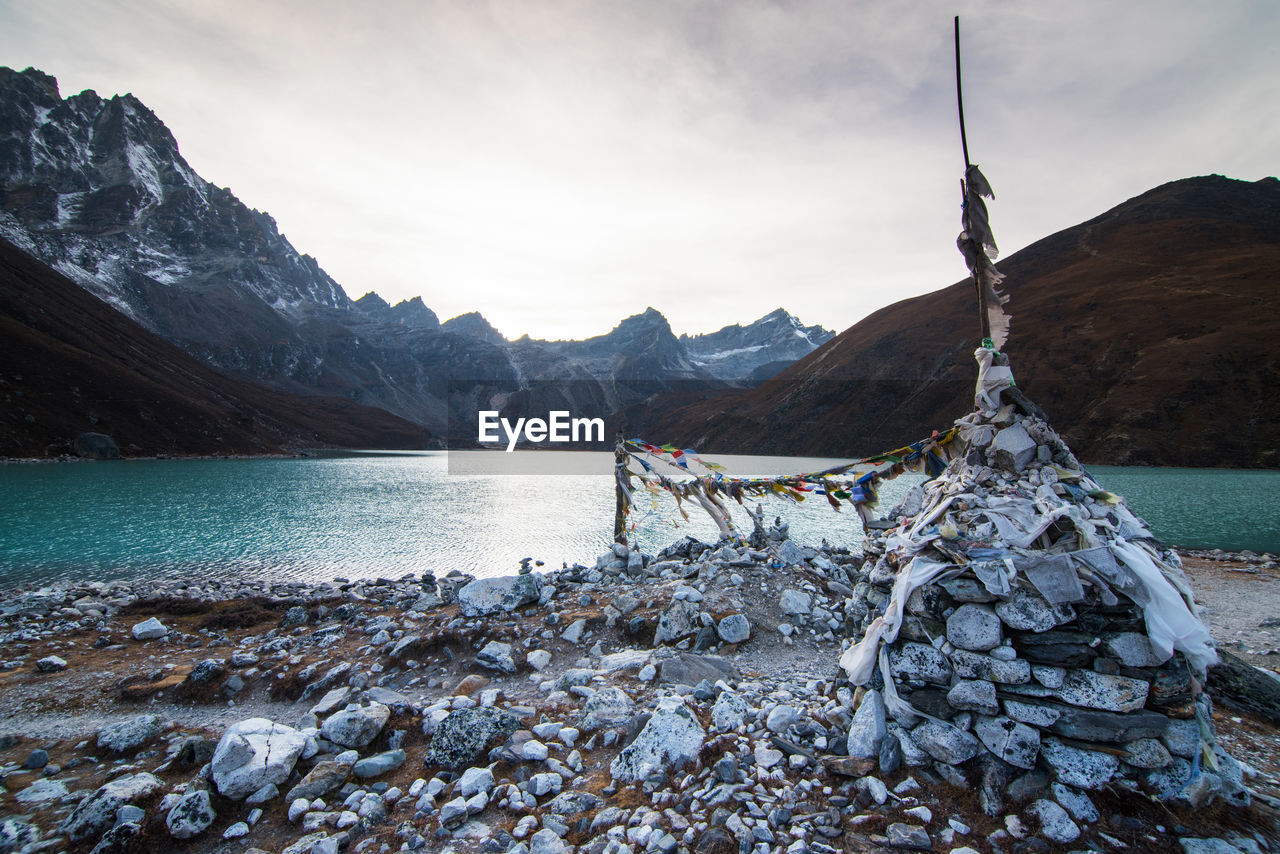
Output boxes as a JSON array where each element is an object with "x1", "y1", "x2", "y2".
[{"x1": 1, "y1": 1, "x2": 1276, "y2": 340}]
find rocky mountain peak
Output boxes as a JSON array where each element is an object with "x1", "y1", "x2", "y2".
[{"x1": 442, "y1": 311, "x2": 505, "y2": 345}]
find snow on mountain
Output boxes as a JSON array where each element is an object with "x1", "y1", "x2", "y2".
[{"x1": 681, "y1": 308, "x2": 835, "y2": 381}]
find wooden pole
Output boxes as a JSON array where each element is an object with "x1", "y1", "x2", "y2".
[
  {"x1": 954, "y1": 16, "x2": 970, "y2": 170},
  {"x1": 613, "y1": 432, "x2": 630, "y2": 545},
  {"x1": 955, "y1": 16, "x2": 992, "y2": 344}
]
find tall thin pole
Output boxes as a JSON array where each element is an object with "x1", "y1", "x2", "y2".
[
  {"x1": 613, "y1": 432, "x2": 630, "y2": 546},
  {"x1": 954, "y1": 16, "x2": 971, "y2": 169},
  {"x1": 955, "y1": 15, "x2": 991, "y2": 343}
]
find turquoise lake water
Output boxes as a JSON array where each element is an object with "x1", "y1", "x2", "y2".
[{"x1": 0, "y1": 453, "x2": 1275, "y2": 588}]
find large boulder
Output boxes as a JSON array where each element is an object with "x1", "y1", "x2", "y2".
[
  {"x1": 97, "y1": 714, "x2": 164, "y2": 753},
  {"x1": 654, "y1": 600, "x2": 699, "y2": 645},
  {"x1": 610, "y1": 696, "x2": 706, "y2": 782},
  {"x1": 321, "y1": 703, "x2": 390, "y2": 749},
  {"x1": 457, "y1": 574, "x2": 544, "y2": 617},
  {"x1": 61, "y1": 773, "x2": 163, "y2": 842},
  {"x1": 166, "y1": 789, "x2": 215, "y2": 839},
  {"x1": 425, "y1": 707, "x2": 520, "y2": 770},
  {"x1": 211, "y1": 718, "x2": 308, "y2": 799},
  {"x1": 578, "y1": 687, "x2": 636, "y2": 732},
  {"x1": 286, "y1": 755, "x2": 356, "y2": 802}
]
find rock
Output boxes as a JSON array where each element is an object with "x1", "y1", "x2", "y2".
[
  {"x1": 130, "y1": 617, "x2": 167, "y2": 640},
  {"x1": 1047, "y1": 705, "x2": 1168, "y2": 743},
  {"x1": 438, "y1": 796, "x2": 468, "y2": 827},
  {"x1": 579, "y1": 686, "x2": 636, "y2": 731},
  {"x1": 658, "y1": 653, "x2": 739, "y2": 686},
  {"x1": 212, "y1": 718, "x2": 308, "y2": 800},
  {"x1": 73, "y1": 432, "x2": 120, "y2": 459},
  {"x1": 654, "y1": 599, "x2": 699, "y2": 645},
  {"x1": 245, "y1": 783, "x2": 278, "y2": 804},
  {"x1": 1030, "y1": 798, "x2": 1080, "y2": 843},
  {"x1": 526, "y1": 649, "x2": 552, "y2": 671},
  {"x1": 561, "y1": 619, "x2": 586, "y2": 644},
  {"x1": 1161, "y1": 717, "x2": 1201, "y2": 758},
  {"x1": 522, "y1": 740, "x2": 549, "y2": 761},
  {"x1": 388, "y1": 634, "x2": 420, "y2": 659},
  {"x1": 610, "y1": 696, "x2": 706, "y2": 782},
  {"x1": 353, "y1": 749, "x2": 406, "y2": 779},
  {"x1": 546, "y1": 790, "x2": 604, "y2": 817},
  {"x1": 425, "y1": 707, "x2": 520, "y2": 770},
  {"x1": 452, "y1": 674, "x2": 490, "y2": 696},
  {"x1": 321, "y1": 703, "x2": 390, "y2": 749},
  {"x1": 947, "y1": 680, "x2": 999, "y2": 715},
  {"x1": 476, "y1": 641, "x2": 518, "y2": 674},
  {"x1": 1050, "y1": 782, "x2": 1099, "y2": 822},
  {"x1": 994, "y1": 587, "x2": 1075, "y2": 632},
  {"x1": 846, "y1": 689, "x2": 887, "y2": 758},
  {"x1": 886, "y1": 822, "x2": 933, "y2": 850},
  {"x1": 754, "y1": 746, "x2": 783, "y2": 768},
  {"x1": 889, "y1": 642, "x2": 953, "y2": 684},
  {"x1": 97, "y1": 713, "x2": 164, "y2": 752},
  {"x1": 36, "y1": 654, "x2": 66, "y2": 671},
  {"x1": 1103, "y1": 632, "x2": 1167, "y2": 668},
  {"x1": 0, "y1": 819, "x2": 39, "y2": 853},
  {"x1": 712, "y1": 690, "x2": 749, "y2": 731},
  {"x1": 459, "y1": 766, "x2": 495, "y2": 797},
  {"x1": 1053, "y1": 669, "x2": 1150, "y2": 713},
  {"x1": 974, "y1": 716, "x2": 1040, "y2": 770},
  {"x1": 16, "y1": 778, "x2": 67, "y2": 805},
  {"x1": 167, "y1": 789, "x2": 216, "y2": 839},
  {"x1": 950, "y1": 648, "x2": 1031, "y2": 684},
  {"x1": 222, "y1": 822, "x2": 249, "y2": 839},
  {"x1": 716, "y1": 614, "x2": 751, "y2": 644},
  {"x1": 1039, "y1": 737, "x2": 1119, "y2": 789},
  {"x1": 530, "y1": 828, "x2": 569, "y2": 854},
  {"x1": 457, "y1": 574, "x2": 544, "y2": 616},
  {"x1": 529, "y1": 772, "x2": 563, "y2": 797},
  {"x1": 947, "y1": 604, "x2": 1003, "y2": 651},
  {"x1": 21, "y1": 749, "x2": 48, "y2": 770},
  {"x1": 286, "y1": 756, "x2": 354, "y2": 801},
  {"x1": 280, "y1": 605, "x2": 309, "y2": 627},
  {"x1": 1123, "y1": 738, "x2": 1173, "y2": 769},
  {"x1": 62, "y1": 773, "x2": 164, "y2": 842},
  {"x1": 990, "y1": 423, "x2": 1036, "y2": 472},
  {"x1": 911, "y1": 720, "x2": 980, "y2": 765},
  {"x1": 941, "y1": 577, "x2": 997, "y2": 603},
  {"x1": 765, "y1": 705, "x2": 799, "y2": 733},
  {"x1": 779, "y1": 589, "x2": 812, "y2": 616}
]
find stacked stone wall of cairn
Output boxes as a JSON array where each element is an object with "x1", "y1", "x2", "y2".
[{"x1": 838, "y1": 347, "x2": 1248, "y2": 816}]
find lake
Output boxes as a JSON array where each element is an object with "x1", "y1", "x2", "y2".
[{"x1": 0, "y1": 452, "x2": 1276, "y2": 588}]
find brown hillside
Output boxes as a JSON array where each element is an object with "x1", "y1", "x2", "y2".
[
  {"x1": 0, "y1": 236, "x2": 433, "y2": 457},
  {"x1": 632, "y1": 175, "x2": 1280, "y2": 467}
]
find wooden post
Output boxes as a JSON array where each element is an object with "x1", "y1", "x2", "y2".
[
  {"x1": 955, "y1": 16, "x2": 992, "y2": 345},
  {"x1": 613, "y1": 432, "x2": 630, "y2": 546}
]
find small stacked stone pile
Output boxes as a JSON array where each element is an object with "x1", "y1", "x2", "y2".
[{"x1": 839, "y1": 347, "x2": 1248, "y2": 816}]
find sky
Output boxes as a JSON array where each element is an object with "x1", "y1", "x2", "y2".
[{"x1": 0, "y1": 1, "x2": 1276, "y2": 340}]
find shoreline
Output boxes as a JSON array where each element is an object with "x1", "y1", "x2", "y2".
[{"x1": 0, "y1": 536, "x2": 1276, "y2": 854}]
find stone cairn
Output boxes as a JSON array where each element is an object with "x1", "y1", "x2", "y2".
[{"x1": 837, "y1": 345, "x2": 1248, "y2": 816}]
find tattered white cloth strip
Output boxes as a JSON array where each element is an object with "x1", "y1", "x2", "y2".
[
  {"x1": 1109, "y1": 539, "x2": 1218, "y2": 675},
  {"x1": 974, "y1": 346, "x2": 1014, "y2": 412},
  {"x1": 839, "y1": 555, "x2": 955, "y2": 685}
]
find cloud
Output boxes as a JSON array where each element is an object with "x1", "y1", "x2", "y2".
[{"x1": 0, "y1": 0, "x2": 1276, "y2": 339}]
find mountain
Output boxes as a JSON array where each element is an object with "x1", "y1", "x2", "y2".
[
  {"x1": 681, "y1": 308, "x2": 834, "y2": 381},
  {"x1": 0, "y1": 235, "x2": 432, "y2": 457},
  {"x1": 637, "y1": 175, "x2": 1280, "y2": 468},
  {"x1": 0, "y1": 65, "x2": 835, "y2": 439}
]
